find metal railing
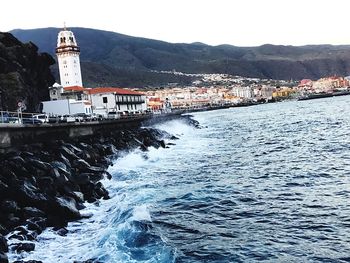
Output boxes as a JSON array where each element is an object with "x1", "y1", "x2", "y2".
[
  {"x1": 0, "y1": 110, "x2": 50, "y2": 125},
  {"x1": 0, "y1": 110, "x2": 157, "y2": 125}
]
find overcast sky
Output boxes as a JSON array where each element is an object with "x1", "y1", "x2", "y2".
[{"x1": 2, "y1": 0, "x2": 349, "y2": 46}]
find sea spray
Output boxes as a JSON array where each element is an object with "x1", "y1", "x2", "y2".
[{"x1": 3, "y1": 124, "x2": 186, "y2": 262}]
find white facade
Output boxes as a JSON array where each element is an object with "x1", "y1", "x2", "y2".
[
  {"x1": 90, "y1": 91, "x2": 147, "y2": 114},
  {"x1": 56, "y1": 28, "x2": 83, "y2": 87},
  {"x1": 42, "y1": 99, "x2": 91, "y2": 116},
  {"x1": 231, "y1": 86, "x2": 254, "y2": 99},
  {"x1": 48, "y1": 83, "x2": 64, "y2": 100}
]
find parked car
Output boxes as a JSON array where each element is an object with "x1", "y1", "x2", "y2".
[
  {"x1": 72, "y1": 113, "x2": 95, "y2": 122},
  {"x1": 58, "y1": 115, "x2": 75, "y2": 123},
  {"x1": 107, "y1": 112, "x2": 120, "y2": 119},
  {"x1": 32, "y1": 114, "x2": 49, "y2": 123},
  {"x1": 22, "y1": 118, "x2": 43, "y2": 124}
]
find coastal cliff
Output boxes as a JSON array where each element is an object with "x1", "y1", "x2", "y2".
[{"x1": 0, "y1": 32, "x2": 55, "y2": 112}]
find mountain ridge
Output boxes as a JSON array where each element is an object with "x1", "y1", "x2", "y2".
[{"x1": 10, "y1": 27, "x2": 350, "y2": 87}]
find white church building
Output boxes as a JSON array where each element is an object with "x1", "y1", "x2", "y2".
[{"x1": 42, "y1": 26, "x2": 146, "y2": 116}]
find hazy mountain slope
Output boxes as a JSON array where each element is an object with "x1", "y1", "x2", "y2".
[{"x1": 11, "y1": 27, "x2": 350, "y2": 86}]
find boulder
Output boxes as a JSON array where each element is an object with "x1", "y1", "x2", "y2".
[
  {"x1": 60, "y1": 146, "x2": 79, "y2": 161},
  {"x1": 22, "y1": 207, "x2": 45, "y2": 218},
  {"x1": 15, "y1": 180, "x2": 48, "y2": 209},
  {"x1": 56, "y1": 227, "x2": 68, "y2": 236},
  {"x1": 0, "y1": 252, "x2": 8, "y2": 263},
  {"x1": 51, "y1": 161, "x2": 71, "y2": 177},
  {"x1": 74, "y1": 173, "x2": 91, "y2": 185},
  {"x1": 1, "y1": 200, "x2": 19, "y2": 213},
  {"x1": 0, "y1": 225, "x2": 7, "y2": 236},
  {"x1": 53, "y1": 196, "x2": 81, "y2": 220},
  {"x1": 26, "y1": 221, "x2": 42, "y2": 234},
  {"x1": 26, "y1": 158, "x2": 51, "y2": 173},
  {"x1": 27, "y1": 217, "x2": 47, "y2": 231},
  {"x1": 0, "y1": 234, "x2": 8, "y2": 252},
  {"x1": 6, "y1": 214, "x2": 21, "y2": 229},
  {"x1": 11, "y1": 242, "x2": 35, "y2": 252},
  {"x1": 58, "y1": 154, "x2": 71, "y2": 168},
  {"x1": 0, "y1": 181, "x2": 10, "y2": 199}
]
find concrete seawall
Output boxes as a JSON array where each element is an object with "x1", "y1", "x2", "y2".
[{"x1": 0, "y1": 113, "x2": 183, "y2": 150}]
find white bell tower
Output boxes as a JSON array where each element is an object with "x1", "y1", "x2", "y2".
[{"x1": 56, "y1": 25, "x2": 83, "y2": 87}]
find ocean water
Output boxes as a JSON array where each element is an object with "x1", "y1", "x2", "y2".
[{"x1": 10, "y1": 95, "x2": 350, "y2": 262}]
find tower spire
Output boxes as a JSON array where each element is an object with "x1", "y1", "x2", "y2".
[{"x1": 63, "y1": 22, "x2": 67, "y2": 31}]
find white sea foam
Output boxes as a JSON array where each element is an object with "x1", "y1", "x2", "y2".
[
  {"x1": 153, "y1": 119, "x2": 195, "y2": 137},
  {"x1": 7, "y1": 118, "x2": 199, "y2": 263},
  {"x1": 130, "y1": 204, "x2": 152, "y2": 222}
]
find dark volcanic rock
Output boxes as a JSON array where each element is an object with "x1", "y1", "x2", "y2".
[
  {"x1": 0, "y1": 123, "x2": 185, "y2": 259},
  {"x1": 0, "y1": 32, "x2": 55, "y2": 112},
  {"x1": 53, "y1": 196, "x2": 81, "y2": 220},
  {"x1": 0, "y1": 235, "x2": 8, "y2": 253},
  {"x1": 22, "y1": 207, "x2": 45, "y2": 218},
  {"x1": 1, "y1": 200, "x2": 19, "y2": 214},
  {"x1": 11, "y1": 242, "x2": 35, "y2": 253},
  {"x1": 0, "y1": 252, "x2": 8, "y2": 263}
]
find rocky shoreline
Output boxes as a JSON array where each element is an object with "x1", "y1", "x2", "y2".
[{"x1": 0, "y1": 116, "x2": 199, "y2": 263}]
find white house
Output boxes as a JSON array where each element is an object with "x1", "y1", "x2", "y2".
[{"x1": 89, "y1": 87, "x2": 146, "y2": 115}]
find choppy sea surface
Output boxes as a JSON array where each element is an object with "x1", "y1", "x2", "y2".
[{"x1": 10, "y1": 96, "x2": 350, "y2": 262}]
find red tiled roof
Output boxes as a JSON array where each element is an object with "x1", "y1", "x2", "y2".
[
  {"x1": 299, "y1": 79, "x2": 312, "y2": 86},
  {"x1": 148, "y1": 97, "x2": 161, "y2": 102},
  {"x1": 63, "y1": 86, "x2": 86, "y2": 91},
  {"x1": 88, "y1": 87, "x2": 144, "y2": 95}
]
